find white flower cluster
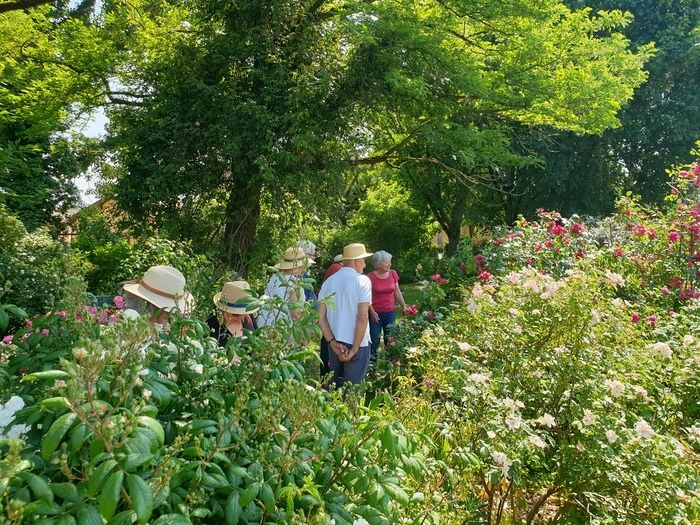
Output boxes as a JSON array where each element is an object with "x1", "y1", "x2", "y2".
[
  {"x1": 604, "y1": 270, "x2": 626, "y2": 288},
  {"x1": 505, "y1": 267, "x2": 563, "y2": 300},
  {"x1": 603, "y1": 378, "x2": 625, "y2": 398},
  {"x1": 648, "y1": 342, "x2": 673, "y2": 359},
  {"x1": 490, "y1": 450, "x2": 512, "y2": 477}
]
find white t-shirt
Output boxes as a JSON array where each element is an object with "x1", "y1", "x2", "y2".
[
  {"x1": 257, "y1": 273, "x2": 306, "y2": 327},
  {"x1": 318, "y1": 266, "x2": 372, "y2": 347}
]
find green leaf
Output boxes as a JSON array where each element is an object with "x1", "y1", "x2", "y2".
[
  {"x1": 382, "y1": 482, "x2": 409, "y2": 506},
  {"x1": 49, "y1": 482, "x2": 81, "y2": 503},
  {"x1": 55, "y1": 515, "x2": 77, "y2": 525},
  {"x1": 152, "y1": 514, "x2": 191, "y2": 525},
  {"x1": 87, "y1": 459, "x2": 117, "y2": 497},
  {"x1": 0, "y1": 310, "x2": 9, "y2": 331},
  {"x1": 136, "y1": 416, "x2": 164, "y2": 446},
  {"x1": 40, "y1": 397, "x2": 71, "y2": 410},
  {"x1": 41, "y1": 412, "x2": 77, "y2": 460},
  {"x1": 259, "y1": 483, "x2": 275, "y2": 514},
  {"x1": 98, "y1": 470, "x2": 124, "y2": 519},
  {"x1": 123, "y1": 454, "x2": 153, "y2": 470},
  {"x1": 239, "y1": 482, "x2": 261, "y2": 507},
  {"x1": 224, "y1": 492, "x2": 241, "y2": 525},
  {"x1": 24, "y1": 370, "x2": 71, "y2": 382},
  {"x1": 77, "y1": 505, "x2": 102, "y2": 525},
  {"x1": 18, "y1": 472, "x2": 53, "y2": 502},
  {"x1": 126, "y1": 474, "x2": 153, "y2": 524}
]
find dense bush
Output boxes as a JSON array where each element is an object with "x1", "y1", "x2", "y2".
[
  {"x1": 0, "y1": 206, "x2": 89, "y2": 317},
  {"x1": 330, "y1": 179, "x2": 438, "y2": 281}
]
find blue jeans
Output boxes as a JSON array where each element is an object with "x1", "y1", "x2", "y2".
[{"x1": 369, "y1": 310, "x2": 396, "y2": 355}]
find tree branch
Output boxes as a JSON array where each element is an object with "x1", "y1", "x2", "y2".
[{"x1": 350, "y1": 118, "x2": 436, "y2": 166}]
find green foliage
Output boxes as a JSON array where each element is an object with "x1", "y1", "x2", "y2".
[
  {"x1": 0, "y1": 310, "x2": 434, "y2": 524},
  {"x1": 0, "y1": 207, "x2": 89, "y2": 316},
  {"x1": 339, "y1": 179, "x2": 437, "y2": 280}
]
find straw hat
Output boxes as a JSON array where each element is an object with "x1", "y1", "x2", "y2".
[
  {"x1": 275, "y1": 247, "x2": 313, "y2": 270},
  {"x1": 122, "y1": 265, "x2": 193, "y2": 312},
  {"x1": 342, "y1": 243, "x2": 373, "y2": 260},
  {"x1": 213, "y1": 280, "x2": 258, "y2": 315}
]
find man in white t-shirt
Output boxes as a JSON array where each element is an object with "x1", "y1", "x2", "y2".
[{"x1": 318, "y1": 243, "x2": 373, "y2": 387}]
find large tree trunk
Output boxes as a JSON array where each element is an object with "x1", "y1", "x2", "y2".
[
  {"x1": 223, "y1": 178, "x2": 262, "y2": 275},
  {"x1": 443, "y1": 183, "x2": 469, "y2": 257}
]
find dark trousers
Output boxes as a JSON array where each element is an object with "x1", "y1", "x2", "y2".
[
  {"x1": 328, "y1": 342, "x2": 370, "y2": 387},
  {"x1": 320, "y1": 338, "x2": 331, "y2": 379}
]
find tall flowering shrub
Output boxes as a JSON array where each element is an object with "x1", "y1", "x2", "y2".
[{"x1": 399, "y1": 266, "x2": 700, "y2": 523}]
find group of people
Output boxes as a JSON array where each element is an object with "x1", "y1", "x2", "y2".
[{"x1": 120, "y1": 240, "x2": 409, "y2": 387}]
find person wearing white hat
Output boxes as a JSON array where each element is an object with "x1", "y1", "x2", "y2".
[
  {"x1": 207, "y1": 280, "x2": 259, "y2": 348},
  {"x1": 257, "y1": 247, "x2": 312, "y2": 328},
  {"x1": 318, "y1": 243, "x2": 374, "y2": 387},
  {"x1": 121, "y1": 265, "x2": 193, "y2": 336}
]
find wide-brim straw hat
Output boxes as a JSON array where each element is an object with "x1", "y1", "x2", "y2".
[
  {"x1": 213, "y1": 280, "x2": 259, "y2": 315},
  {"x1": 342, "y1": 243, "x2": 373, "y2": 260},
  {"x1": 122, "y1": 265, "x2": 193, "y2": 312},
  {"x1": 275, "y1": 246, "x2": 313, "y2": 270}
]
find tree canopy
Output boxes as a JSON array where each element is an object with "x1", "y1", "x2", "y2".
[{"x1": 98, "y1": 0, "x2": 651, "y2": 265}]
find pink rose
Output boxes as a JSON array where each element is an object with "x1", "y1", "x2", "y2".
[
  {"x1": 661, "y1": 286, "x2": 670, "y2": 296},
  {"x1": 669, "y1": 231, "x2": 680, "y2": 242},
  {"x1": 570, "y1": 223, "x2": 584, "y2": 235},
  {"x1": 631, "y1": 312, "x2": 640, "y2": 324},
  {"x1": 647, "y1": 315, "x2": 656, "y2": 327},
  {"x1": 113, "y1": 295, "x2": 126, "y2": 309},
  {"x1": 2, "y1": 335, "x2": 13, "y2": 344},
  {"x1": 40, "y1": 329, "x2": 49, "y2": 336},
  {"x1": 477, "y1": 270, "x2": 492, "y2": 283}
]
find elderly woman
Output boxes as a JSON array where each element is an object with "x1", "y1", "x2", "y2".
[
  {"x1": 257, "y1": 247, "x2": 311, "y2": 328},
  {"x1": 207, "y1": 280, "x2": 259, "y2": 348},
  {"x1": 367, "y1": 251, "x2": 407, "y2": 357},
  {"x1": 122, "y1": 265, "x2": 193, "y2": 339}
]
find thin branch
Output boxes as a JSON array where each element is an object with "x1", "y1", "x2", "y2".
[{"x1": 349, "y1": 118, "x2": 437, "y2": 166}]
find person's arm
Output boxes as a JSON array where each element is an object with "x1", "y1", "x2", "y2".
[
  {"x1": 288, "y1": 288, "x2": 302, "y2": 320},
  {"x1": 318, "y1": 302, "x2": 346, "y2": 357},
  {"x1": 344, "y1": 301, "x2": 369, "y2": 362},
  {"x1": 394, "y1": 285, "x2": 407, "y2": 311},
  {"x1": 369, "y1": 304, "x2": 379, "y2": 323}
]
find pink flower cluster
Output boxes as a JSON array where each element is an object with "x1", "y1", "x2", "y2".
[
  {"x1": 431, "y1": 274, "x2": 447, "y2": 286},
  {"x1": 404, "y1": 304, "x2": 418, "y2": 316},
  {"x1": 477, "y1": 270, "x2": 492, "y2": 283}
]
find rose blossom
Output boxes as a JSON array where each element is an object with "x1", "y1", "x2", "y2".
[
  {"x1": 605, "y1": 430, "x2": 618, "y2": 444},
  {"x1": 113, "y1": 295, "x2": 126, "y2": 309},
  {"x1": 603, "y1": 379, "x2": 625, "y2": 397},
  {"x1": 649, "y1": 342, "x2": 672, "y2": 359},
  {"x1": 505, "y1": 413, "x2": 522, "y2": 430},
  {"x1": 530, "y1": 435, "x2": 547, "y2": 449},
  {"x1": 582, "y1": 409, "x2": 596, "y2": 426},
  {"x1": 669, "y1": 231, "x2": 680, "y2": 242},
  {"x1": 635, "y1": 419, "x2": 655, "y2": 439},
  {"x1": 537, "y1": 413, "x2": 556, "y2": 428},
  {"x1": 2, "y1": 335, "x2": 13, "y2": 345}
]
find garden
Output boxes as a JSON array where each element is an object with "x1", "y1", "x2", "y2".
[{"x1": 2, "y1": 0, "x2": 700, "y2": 523}]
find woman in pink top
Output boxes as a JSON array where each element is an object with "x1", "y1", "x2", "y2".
[{"x1": 368, "y1": 251, "x2": 408, "y2": 357}]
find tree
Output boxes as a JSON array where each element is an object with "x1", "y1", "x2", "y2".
[
  {"x1": 105, "y1": 0, "x2": 650, "y2": 265},
  {"x1": 0, "y1": 7, "x2": 116, "y2": 230},
  {"x1": 502, "y1": 0, "x2": 700, "y2": 221}
]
